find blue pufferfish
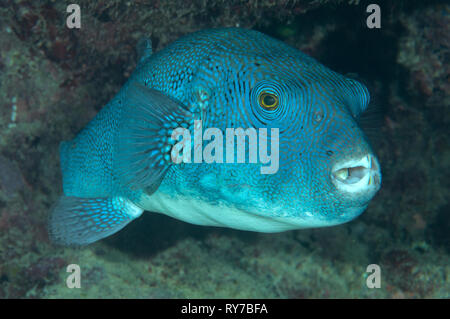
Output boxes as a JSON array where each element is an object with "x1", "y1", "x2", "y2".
[{"x1": 49, "y1": 28, "x2": 382, "y2": 246}]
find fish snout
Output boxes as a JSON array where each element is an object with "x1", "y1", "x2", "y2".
[{"x1": 331, "y1": 154, "x2": 381, "y2": 195}]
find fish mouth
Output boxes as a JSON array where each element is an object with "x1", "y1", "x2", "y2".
[{"x1": 331, "y1": 154, "x2": 381, "y2": 194}]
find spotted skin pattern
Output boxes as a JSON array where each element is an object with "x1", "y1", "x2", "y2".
[{"x1": 49, "y1": 28, "x2": 381, "y2": 246}]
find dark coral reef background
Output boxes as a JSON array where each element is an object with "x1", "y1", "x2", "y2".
[{"x1": 0, "y1": 0, "x2": 448, "y2": 298}]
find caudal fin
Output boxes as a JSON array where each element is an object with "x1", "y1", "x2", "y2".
[{"x1": 49, "y1": 196, "x2": 143, "y2": 246}]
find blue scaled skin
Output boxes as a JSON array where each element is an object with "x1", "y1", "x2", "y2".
[{"x1": 49, "y1": 28, "x2": 382, "y2": 246}]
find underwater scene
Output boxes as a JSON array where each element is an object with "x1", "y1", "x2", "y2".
[{"x1": 0, "y1": 0, "x2": 448, "y2": 299}]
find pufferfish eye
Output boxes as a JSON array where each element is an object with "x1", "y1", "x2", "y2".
[{"x1": 258, "y1": 92, "x2": 279, "y2": 110}]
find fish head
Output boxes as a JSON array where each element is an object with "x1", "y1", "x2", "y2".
[{"x1": 177, "y1": 29, "x2": 382, "y2": 229}]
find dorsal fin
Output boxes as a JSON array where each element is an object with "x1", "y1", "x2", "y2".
[{"x1": 136, "y1": 37, "x2": 153, "y2": 64}]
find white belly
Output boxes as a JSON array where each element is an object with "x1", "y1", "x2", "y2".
[{"x1": 137, "y1": 190, "x2": 334, "y2": 232}]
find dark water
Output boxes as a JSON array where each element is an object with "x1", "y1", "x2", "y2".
[{"x1": 0, "y1": 0, "x2": 448, "y2": 298}]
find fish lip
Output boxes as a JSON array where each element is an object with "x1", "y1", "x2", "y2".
[
  {"x1": 332, "y1": 154, "x2": 373, "y2": 172},
  {"x1": 331, "y1": 154, "x2": 381, "y2": 193}
]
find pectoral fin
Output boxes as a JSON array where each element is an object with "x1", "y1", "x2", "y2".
[{"x1": 114, "y1": 83, "x2": 193, "y2": 191}]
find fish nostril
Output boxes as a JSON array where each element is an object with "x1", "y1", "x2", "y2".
[{"x1": 313, "y1": 110, "x2": 324, "y2": 123}]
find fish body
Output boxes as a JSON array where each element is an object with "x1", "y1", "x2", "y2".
[{"x1": 49, "y1": 28, "x2": 381, "y2": 246}]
